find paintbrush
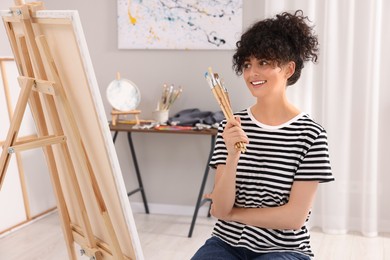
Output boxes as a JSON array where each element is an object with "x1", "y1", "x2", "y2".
[
  {"x1": 205, "y1": 67, "x2": 246, "y2": 153},
  {"x1": 157, "y1": 84, "x2": 182, "y2": 111}
]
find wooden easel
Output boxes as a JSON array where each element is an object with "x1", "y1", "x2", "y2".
[
  {"x1": 111, "y1": 109, "x2": 141, "y2": 126},
  {"x1": 0, "y1": 1, "x2": 135, "y2": 259}
]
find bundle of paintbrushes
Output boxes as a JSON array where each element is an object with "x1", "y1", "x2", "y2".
[
  {"x1": 204, "y1": 67, "x2": 247, "y2": 153},
  {"x1": 157, "y1": 84, "x2": 182, "y2": 111}
]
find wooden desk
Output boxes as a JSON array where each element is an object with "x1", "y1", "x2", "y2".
[{"x1": 109, "y1": 123, "x2": 217, "y2": 237}]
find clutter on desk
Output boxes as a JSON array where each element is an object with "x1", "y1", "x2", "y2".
[
  {"x1": 157, "y1": 84, "x2": 183, "y2": 111},
  {"x1": 168, "y1": 108, "x2": 223, "y2": 127},
  {"x1": 107, "y1": 72, "x2": 147, "y2": 125},
  {"x1": 107, "y1": 72, "x2": 141, "y2": 111},
  {"x1": 116, "y1": 119, "x2": 155, "y2": 125},
  {"x1": 131, "y1": 108, "x2": 223, "y2": 131},
  {"x1": 153, "y1": 84, "x2": 183, "y2": 124},
  {"x1": 204, "y1": 67, "x2": 247, "y2": 153},
  {"x1": 132, "y1": 122, "x2": 215, "y2": 131},
  {"x1": 111, "y1": 109, "x2": 141, "y2": 126},
  {"x1": 107, "y1": 78, "x2": 226, "y2": 131},
  {"x1": 152, "y1": 109, "x2": 169, "y2": 124},
  {"x1": 154, "y1": 125, "x2": 194, "y2": 131}
]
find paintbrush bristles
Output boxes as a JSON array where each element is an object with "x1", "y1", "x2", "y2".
[
  {"x1": 157, "y1": 84, "x2": 182, "y2": 111},
  {"x1": 214, "y1": 74, "x2": 233, "y2": 117},
  {"x1": 205, "y1": 68, "x2": 247, "y2": 153}
]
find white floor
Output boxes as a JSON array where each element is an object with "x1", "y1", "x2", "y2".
[{"x1": 0, "y1": 211, "x2": 389, "y2": 260}]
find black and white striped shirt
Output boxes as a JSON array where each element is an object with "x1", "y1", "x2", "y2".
[{"x1": 209, "y1": 109, "x2": 334, "y2": 258}]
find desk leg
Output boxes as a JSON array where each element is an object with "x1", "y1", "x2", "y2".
[
  {"x1": 127, "y1": 132, "x2": 150, "y2": 214},
  {"x1": 112, "y1": 131, "x2": 150, "y2": 213},
  {"x1": 188, "y1": 135, "x2": 215, "y2": 238},
  {"x1": 113, "y1": 131, "x2": 119, "y2": 143}
]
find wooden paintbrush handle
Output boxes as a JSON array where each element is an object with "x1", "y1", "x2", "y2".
[
  {"x1": 207, "y1": 67, "x2": 246, "y2": 153},
  {"x1": 213, "y1": 87, "x2": 247, "y2": 153},
  {"x1": 211, "y1": 88, "x2": 230, "y2": 118}
]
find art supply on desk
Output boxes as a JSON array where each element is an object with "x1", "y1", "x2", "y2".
[
  {"x1": 107, "y1": 72, "x2": 141, "y2": 111},
  {"x1": 204, "y1": 67, "x2": 247, "y2": 153},
  {"x1": 157, "y1": 84, "x2": 182, "y2": 111},
  {"x1": 107, "y1": 72, "x2": 144, "y2": 126},
  {"x1": 154, "y1": 125, "x2": 194, "y2": 131},
  {"x1": 154, "y1": 84, "x2": 183, "y2": 124},
  {"x1": 153, "y1": 109, "x2": 169, "y2": 124},
  {"x1": 117, "y1": 119, "x2": 155, "y2": 125}
]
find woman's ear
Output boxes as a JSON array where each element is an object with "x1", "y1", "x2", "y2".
[{"x1": 285, "y1": 61, "x2": 296, "y2": 79}]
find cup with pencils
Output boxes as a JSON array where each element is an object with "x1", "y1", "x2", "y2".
[{"x1": 153, "y1": 84, "x2": 182, "y2": 124}]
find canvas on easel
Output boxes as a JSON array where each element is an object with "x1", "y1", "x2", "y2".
[{"x1": 0, "y1": 1, "x2": 143, "y2": 259}]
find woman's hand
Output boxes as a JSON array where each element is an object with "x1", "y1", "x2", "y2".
[{"x1": 222, "y1": 117, "x2": 249, "y2": 157}]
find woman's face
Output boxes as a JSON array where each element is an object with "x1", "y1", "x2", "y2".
[{"x1": 242, "y1": 56, "x2": 293, "y2": 99}]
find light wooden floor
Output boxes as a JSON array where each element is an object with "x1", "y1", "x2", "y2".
[{"x1": 1, "y1": 211, "x2": 389, "y2": 260}]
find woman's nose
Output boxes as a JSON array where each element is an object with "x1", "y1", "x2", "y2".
[{"x1": 249, "y1": 67, "x2": 260, "y2": 76}]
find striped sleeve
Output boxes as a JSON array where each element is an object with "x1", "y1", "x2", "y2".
[
  {"x1": 209, "y1": 120, "x2": 227, "y2": 169},
  {"x1": 295, "y1": 129, "x2": 334, "y2": 182}
]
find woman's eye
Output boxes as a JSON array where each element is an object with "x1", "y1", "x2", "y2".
[
  {"x1": 243, "y1": 63, "x2": 251, "y2": 69},
  {"x1": 259, "y1": 60, "x2": 269, "y2": 66}
]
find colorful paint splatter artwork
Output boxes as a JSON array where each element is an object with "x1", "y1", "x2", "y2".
[{"x1": 117, "y1": 0, "x2": 242, "y2": 49}]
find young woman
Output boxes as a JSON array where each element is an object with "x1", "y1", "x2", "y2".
[{"x1": 192, "y1": 10, "x2": 334, "y2": 260}]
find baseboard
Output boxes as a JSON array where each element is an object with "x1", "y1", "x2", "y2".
[
  {"x1": 0, "y1": 209, "x2": 57, "y2": 239},
  {"x1": 129, "y1": 202, "x2": 211, "y2": 217}
]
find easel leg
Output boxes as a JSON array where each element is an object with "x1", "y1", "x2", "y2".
[
  {"x1": 0, "y1": 58, "x2": 31, "y2": 219},
  {"x1": 15, "y1": 34, "x2": 78, "y2": 259},
  {"x1": 0, "y1": 77, "x2": 34, "y2": 189}
]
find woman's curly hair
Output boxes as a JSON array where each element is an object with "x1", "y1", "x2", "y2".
[{"x1": 233, "y1": 10, "x2": 319, "y2": 86}]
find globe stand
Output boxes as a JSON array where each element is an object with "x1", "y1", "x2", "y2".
[{"x1": 111, "y1": 109, "x2": 141, "y2": 126}]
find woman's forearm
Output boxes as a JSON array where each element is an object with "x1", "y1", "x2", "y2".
[
  {"x1": 211, "y1": 117, "x2": 248, "y2": 218},
  {"x1": 227, "y1": 204, "x2": 304, "y2": 230},
  {"x1": 224, "y1": 181, "x2": 319, "y2": 230},
  {"x1": 210, "y1": 155, "x2": 240, "y2": 218}
]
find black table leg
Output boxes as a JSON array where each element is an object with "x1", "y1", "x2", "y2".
[
  {"x1": 112, "y1": 131, "x2": 149, "y2": 214},
  {"x1": 188, "y1": 135, "x2": 215, "y2": 237},
  {"x1": 127, "y1": 132, "x2": 150, "y2": 214},
  {"x1": 113, "y1": 131, "x2": 119, "y2": 143}
]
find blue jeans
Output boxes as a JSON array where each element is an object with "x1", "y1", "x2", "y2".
[{"x1": 191, "y1": 237, "x2": 311, "y2": 260}]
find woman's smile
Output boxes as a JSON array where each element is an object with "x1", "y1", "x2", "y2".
[{"x1": 250, "y1": 80, "x2": 267, "y2": 88}]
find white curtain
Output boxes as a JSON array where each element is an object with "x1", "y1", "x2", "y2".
[{"x1": 259, "y1": 0, "x2": 390, "y2": 236}]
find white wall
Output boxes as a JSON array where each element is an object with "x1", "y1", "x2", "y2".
[
  {"x1": 0, "y1": 58, "x2": 56, "y2": 233},
  {"x1": 0, "y1": 1, "x2": 267, "y2": 210}
]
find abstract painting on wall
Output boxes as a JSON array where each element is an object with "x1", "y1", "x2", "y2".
[{"x1": 117, "y1": 0, "x2": 243, "y2": 50}]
